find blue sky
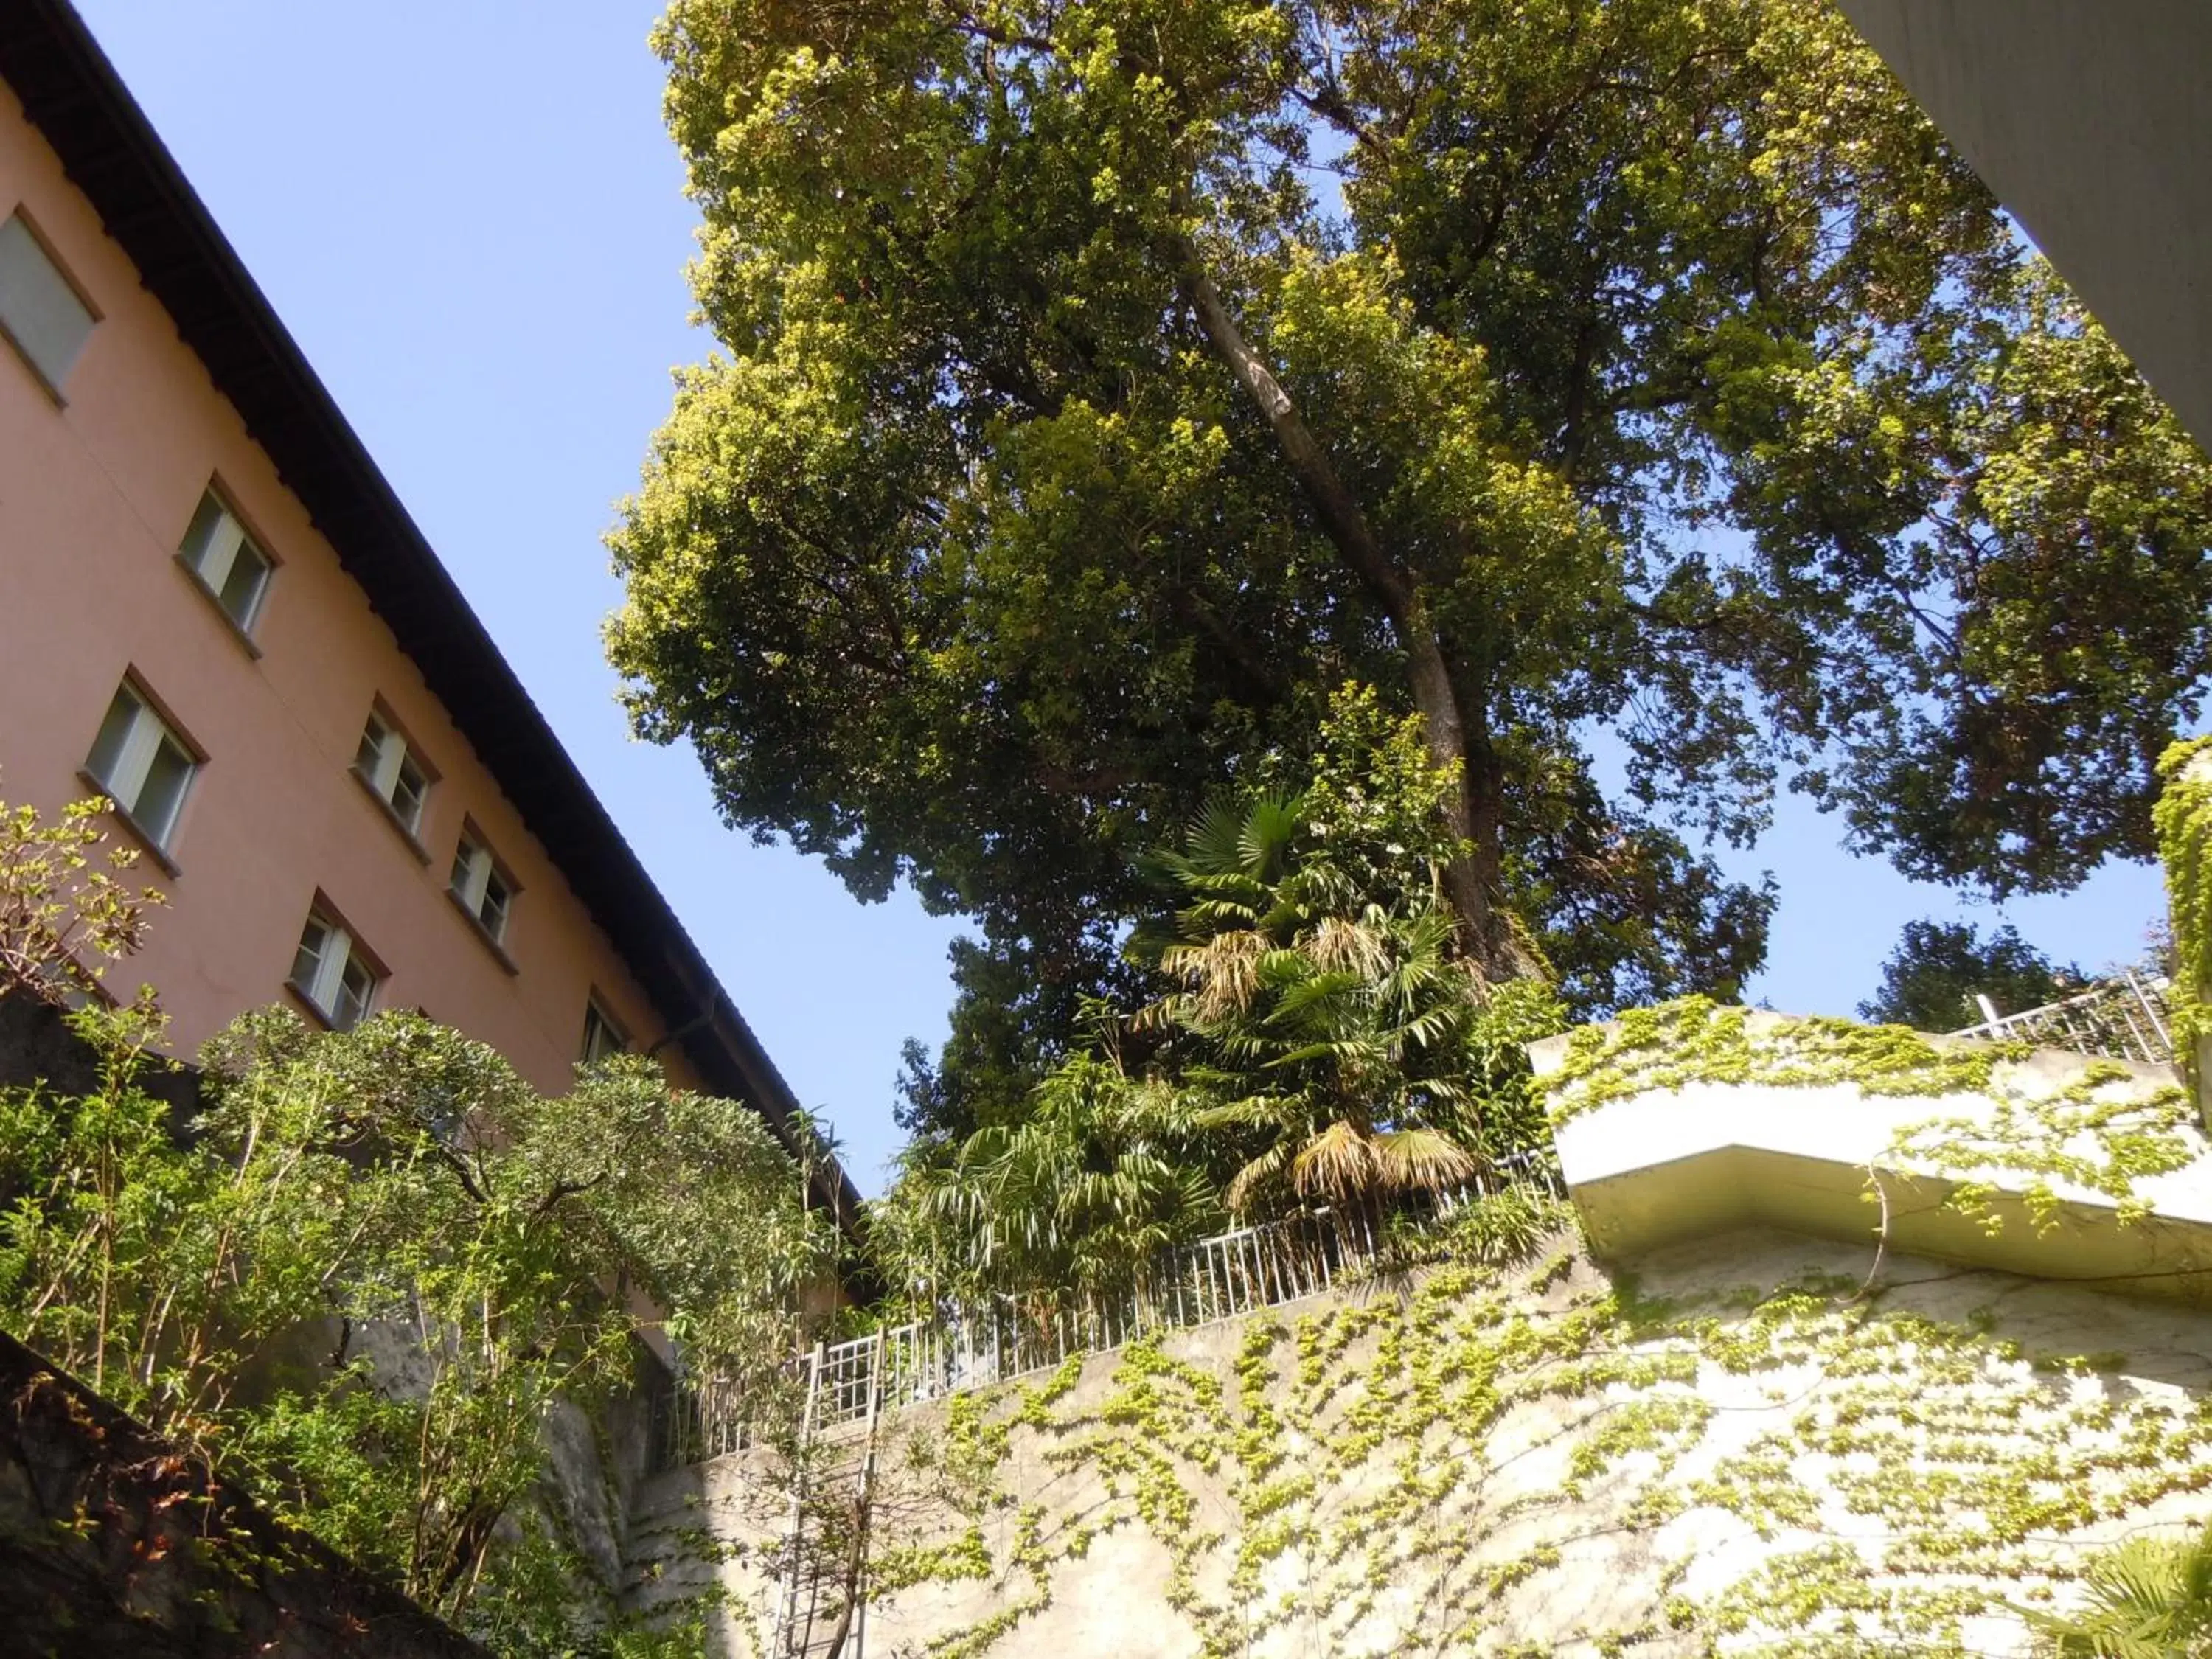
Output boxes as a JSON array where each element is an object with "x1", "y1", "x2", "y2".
[{"x1": 71, "y1": 1, "x2": 2169, "y2": 1194}]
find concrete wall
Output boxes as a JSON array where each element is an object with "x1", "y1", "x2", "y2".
[
  {"x1": 633, "y1": 1222, "x2": 2212, "y2": 1657},
  {"x1": 0, "y1": 77, "x2": 690, "y2": 1096},
  {"x1": 1840, "y1": 0, "x2": 2212, "y2": 453},
  {"x1": 1542, "y1": 1030, "x2": 2212, "y2": 1293}
]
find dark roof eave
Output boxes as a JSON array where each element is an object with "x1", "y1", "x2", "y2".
[{"x1": 0, "y1": 1, "x2": 867, "y2": 1235}]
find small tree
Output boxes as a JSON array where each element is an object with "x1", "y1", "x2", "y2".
[
  {"x1": 1859, "y1": 919, "x2": 2082, "y2": 1031},
  {"x1": 0, "y1": 998, "x2": 833, "y2": 1648},
  {"x1": 0, "y1": 789, "x2": 164, "y2": 1004}
]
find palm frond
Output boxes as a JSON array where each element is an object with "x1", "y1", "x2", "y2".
[
  {"x1": 1237, "y1": 791, "x2": 1306, "y2": 879},
  {"x1": 1161, "y1": 929, "x2": 1270, "y2": 1022},
  {"x1": 1185, "y1": 796, "x2": 1262, "y2": 876},
  {"x1": 1304, "y1": 915, "x2": 1391, "y2": 978},
  {"x1": 1290, "y1": 1119, "x2": 1376, "y2": 1203},
  {"x1": 1225, "y1": 1139, "x2": 1295, "y2": 1215},
  {"x1": 1191, "y1": 1093, "x2": 1304, "y2": 1133},
  {"x1": 1369, "y1": 1127, "x2": 1478, "y2": 1194},
  {"x1": 2022, "y1": 1520, "x2": 2212, "y2": 1655}
]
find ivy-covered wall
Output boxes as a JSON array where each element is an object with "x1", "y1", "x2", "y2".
[
  {"x1": 623, "y1": 994, "x2": 2212, "y2": 1657},
  {"x1": 633, "y1": 1219, "x2": 2212, "y2": 1658},
  {"x1": 2157, "y1": 737, "x2": 2212, "y2": 1124}
]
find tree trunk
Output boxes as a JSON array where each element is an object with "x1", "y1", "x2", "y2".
[{"x1": 1175, "y1": 246, "x2": 1538, "y2": 981}]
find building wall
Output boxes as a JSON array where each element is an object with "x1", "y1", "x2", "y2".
[
  {"x1": 0, "y1": 78, "x2": 688, "y2": 1096},
  {"x1": 1839, "y1": 0, "x2": 2212, "y2": 455}
]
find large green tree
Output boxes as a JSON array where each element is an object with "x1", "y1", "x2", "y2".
[{"x1": 609, "y1": 0, "x2": 2212, "y2": 1113}]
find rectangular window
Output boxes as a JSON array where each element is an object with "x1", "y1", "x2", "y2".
[
  {"x1": 289, "y1": 909, "x2": 380, "y2": 1032},
  {"x1": 354, "y1": 709, "x2": 431, "y2": 836},
  {"x1": 178, "y1": 488, "x2": 274, "y2": 636},
  {"x1": 580, "y1": 998, "x2": 626, "y2": 1064},
  {"x1": 84, "y1": 681, "x2": 198, "y2": 854},
  {"x1": 449, "y1": 831, "x2": 514, "y2": 944},
  {"x1": 0, "y1": 209, "x2": 96, "y2": 394}
]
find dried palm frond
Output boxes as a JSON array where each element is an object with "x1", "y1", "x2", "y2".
[
  {"x1": 1369, "y1": 1127, "x2": 1478, "y2": 1194},
  {"x1": 1304, "y1": 915, "x2": 1390, "y2": 979},
  {"x1": 1291, "y1": 1119, "x2": 1376, "y2": 1203},
  {"x1": 1159, "y1": 928, "x2": 1269, "y2": 1022}
]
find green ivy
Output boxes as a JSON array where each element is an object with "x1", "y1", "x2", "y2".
[
  {"x1": 2156, "y1": 735, "x2": 2212, "y2": 1096},
  {"x1": 1542, "y1": 996, "x2": 2023, "y2": 1123},
  {"x1": 793, "y1": 1229, "x2": 2212, "y2": 1656}
]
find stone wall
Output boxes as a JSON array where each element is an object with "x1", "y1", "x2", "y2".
[
  {"x1": 633, "y1": 1221, "x2": 2212, "y2": 1658},
  {"x1": 0, "y1": 990, "x2": 198, "y2": 1119},
  {"x1": 0, "y1": 1329, "x2": 489, "y2": 1659}
]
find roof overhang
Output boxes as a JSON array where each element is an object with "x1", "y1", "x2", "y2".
[
  {"x1": 1839, "y1": 0, "x2": 2212, "y2": 455},
  {"x1": 0, "y1": 1, "x2": 867, "y2": 1239}
]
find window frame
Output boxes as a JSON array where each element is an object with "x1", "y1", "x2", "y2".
[
  {"x1": 286, "y1": 898, "x2": 386, "y2": 1032},
  {"x1": 0, "y1": 204, "x2": 100, "y2": 402},
  {"x1": 447, "y1": 821, "x2": 521, "y2": 971},
  {"x1": 580, "y1": 995, "x2": 628, "y2": 1065},
  {"x1": 77, "y1": 671, "x2": 204, "y2": 875},
  {"x1": 350, "y1": 701, "x2": 437, "y2": 859},
  {"x1": 175, "y1": 480, "x2": 278, "y2": 652}
]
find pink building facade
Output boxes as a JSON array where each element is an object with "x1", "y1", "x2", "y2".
[{"x1": 0, "y1": 2, "x2": 856, "y2": 1220}]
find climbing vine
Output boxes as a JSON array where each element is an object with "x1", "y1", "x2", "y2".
[
  {"x1": 1540, "y1": 996, "x2": 2023, "y2": 1123},
  {"x1": 1545, "y1": 997, "x2": 2197, "y2": 1242},
  {"x1": 700, "y1": 1001, "x2": 2212, "y2": 1657},
  {"x1": 2156, "y1": 735, "x2": 2212, "y2": 1090},
  {"x1": 1881, "y1": 1060, "x2": 2197, "y2": 1234},
  {"x1": 710, "y1": 1220, "x2": 2212, "y2": 1656}
]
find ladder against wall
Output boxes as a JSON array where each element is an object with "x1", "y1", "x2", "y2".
[{"x1": 773, "y1": 1333, "x2": 884, "y2": 1659}]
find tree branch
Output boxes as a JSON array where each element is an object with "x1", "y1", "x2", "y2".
[{"x1": 1169, "y1": 238, "x2": 1408, "y2": 615}]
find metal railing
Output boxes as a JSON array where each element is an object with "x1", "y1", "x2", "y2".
[
  {"x1": 1948, "y1": 969, "x2": 2177, "y2": 1067},
  {"x1": 651, "y1": 1147, "x2": 1564, "y2": 1470}
]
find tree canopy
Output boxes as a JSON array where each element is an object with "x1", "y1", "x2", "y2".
[
  {"x1": 0, "y1": 1003, "x2": 833, "y2": 1653},
  {"x1": 1857, "y1": 918, "x2": 2081, "y2": 1032},
  {"x1": 609, "y1": 0, "x2": 2212, "y2": 1117},
  {"x1": 0, "y1": 787, "x2": 834, "y2": 1657}
]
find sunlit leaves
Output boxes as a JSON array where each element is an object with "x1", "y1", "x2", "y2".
[{"x1": 618, "y1": 0, "x2": 2212, "y2": 1119}]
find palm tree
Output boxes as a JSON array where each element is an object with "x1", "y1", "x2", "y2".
[
  {"x1": 877, "y1": 1050, "x2": 1219, "y2": 1307},
  {"x1": 2024, "y1": 1521, "x2": 2212, "y2": 1656},
  {"x1": 1134, "y1": 792, "x2": 1485, "y2": 1219}
]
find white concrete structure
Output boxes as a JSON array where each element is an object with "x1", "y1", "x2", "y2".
[
  {"x1": 1538, "y1": 1025, "x2": 2212, "y2": 1299},
  {"x1": 1840, "y1": 1, "x2": 2212, "y2": 453}
]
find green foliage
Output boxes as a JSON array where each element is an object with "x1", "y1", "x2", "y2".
[
  {"x1": 871, "y1": 1048, "x2": 1221, "y2": 1305},
  {"x1": 614, "y1": 0, "x2": 2212, "y2": 1098},
  {"x1": 1544, "y1": 995, "x2": 2196, "y2": 1240},
  {"x1": 874, "y1": 699, "x2": 1565, "y2": 1299},
  {"x1": 823, "y1": 1234, "x2": 2212, "y2": 1658},
  {"x1": 1389, "y1": 1182, "x2": 1574, "y2": 1270},
  {"x1": 2154, "y1": 737, "x2": 2212, "y2": 1083},
  {"x1": 1859, "y1": 918, "x2": 2084, "y2": 1031},
  {"x1": 0, "y1": 995, "x2": 831, "y2": 1650},
  {"x1": 2023, "y1": 1519, "x2": 2212, "y2": 1657},
  {"x1": 1130, "y1": 761, "x2": 1551, "y2": 1214},
  {"x1": 0, "y1": 788, "x2": 164, "y2": 1004},
  {"x1": 1883, "y1": 1060, "x2": 2196, "y2": 1235},
  {"x1": 1542, "y1": 995, "x2": 2018, "y2": 1121}
]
